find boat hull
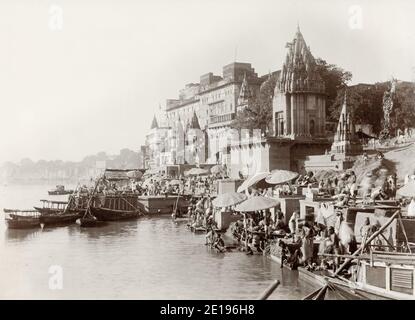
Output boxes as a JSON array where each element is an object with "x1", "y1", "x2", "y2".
[
  {"x1": 40, "y1": 213, "x2": 80, "y2": 226},
  {"x1": 91, "y1": 207, "x2": 142, "y2": 221},
  {"x1": 6, "y1": 218, "x2": 41, "y2": 229},
  {"x1": 79, "y1": 218, "x2": 107, "y2": 228}
]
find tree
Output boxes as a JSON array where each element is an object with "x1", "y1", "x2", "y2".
[
  {"x1": 231, "y1": 75, "x2": 277, "y2": 135},
  {"x1": 391, "y1": 82, "x2": 415, "y2": 133},
  {"x1": 328, "y1": 81, "x2": 414, "y2": 136},
  {"x1": 314, "y1": 58, "x2": 352, "y2": 121},
  {"x1": 329, "y1": 83, "x2": 387, "y2": 134}
]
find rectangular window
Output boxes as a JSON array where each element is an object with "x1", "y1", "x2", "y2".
[
  {"x1": 390, "y1": 268, "x2": 413, "y2": 295},
  {"x1": 365, "y1": 265, "x2": 386, "y2": 289}
]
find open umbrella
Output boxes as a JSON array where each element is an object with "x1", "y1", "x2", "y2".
[
  {"x1": 186, "y1": 168, "x2": 209, "y2": 176},
  {"x1": 234, "y1": 196, "x2": 280, "y2": 212},
  {"x1": 237, "y1": 172, "x2": 270, "y2": 193},
  {"x1": 265, "y1": 169, "x2": 298, "y2": 185},
  {"x1": 210, "y1": 165, "x2": 225, "y2": 175},
  {"x1": 212, "y1": 192, "x2": 247, "y2": 208},
  {"x1": 397, "y1": 181, "x2": 415, "y2": 197},
  {"x1": 126, "y1": 170, "x2": 143, "y2": 180}
]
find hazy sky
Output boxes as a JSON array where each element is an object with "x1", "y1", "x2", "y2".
[{"x1": 1, "y1": 0, "x2": 414, "y2": 164}]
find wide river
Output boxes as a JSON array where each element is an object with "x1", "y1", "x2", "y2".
[{"x1": 0, "y1": 183, "x2": 317, "y2": 299}]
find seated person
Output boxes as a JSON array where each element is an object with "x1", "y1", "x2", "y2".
[
  {"x1": 278, "y1": 239, "x2": 302, "y2": 270},
  {"x1": 213, "y1": 233, "x2": 225, "y2": 252},
  {"x1": 273, "y1": 212, "x2": 287, "y2": 236}
]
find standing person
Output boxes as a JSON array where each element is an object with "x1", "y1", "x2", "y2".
[
  {"x1": 360, "y1": 217, "x2": 372, "y2": 253},
  {"x1": 288, "y1": 210, "x2": 300, "y2": 236},
  {"x1": 300, "y1": 222, "x2": 315, "y2": 268},
  {"x1": 325, "y1": 226, "x2": 342, "y2": 271}
]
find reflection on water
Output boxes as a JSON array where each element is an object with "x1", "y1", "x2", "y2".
[
  {"x1": 0, "y1": 184, "x2": 317, "y2": 299},
  {"x1": 4, "y1": 228, "x2": 42, "y2": 243}
]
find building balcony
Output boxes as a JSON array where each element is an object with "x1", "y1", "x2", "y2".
[{"x1": 209, "y1": 113, "x2": 235, "y2": 125}]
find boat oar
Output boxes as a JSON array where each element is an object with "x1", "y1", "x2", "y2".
[{"x1": 257, "y1": 280, "x2": 280, "y2": 300}]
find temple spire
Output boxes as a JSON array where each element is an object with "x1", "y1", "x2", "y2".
[
  {"x1": 238, "y1": 73, "x2": 253, "y2": 101},
  {"x1": 189, "y1": 111, "x2": 201, "y2": 130},
  {"x1": 150, "y1": 115, "x2": 158, "y2": 129}
]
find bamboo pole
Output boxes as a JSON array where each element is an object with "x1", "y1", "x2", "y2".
[
  {"x1": 397, "y1": 212, "x2": 412, "y2": 253},
  {"x1": 258, "y1": 280, "x2": 280, "y2": 300}
]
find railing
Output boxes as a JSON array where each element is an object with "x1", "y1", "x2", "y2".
[{"x1": 209, "y1": 113, "x2": 235, "y2": 124}]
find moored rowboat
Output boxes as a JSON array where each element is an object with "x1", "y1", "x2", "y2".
[{"x1": 4, "y1": 209, "x2": 41, "y2": 229}]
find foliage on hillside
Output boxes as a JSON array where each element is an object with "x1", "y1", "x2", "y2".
[{"x1": 329, "y1": 81, "x2": 415, "y2": 135}]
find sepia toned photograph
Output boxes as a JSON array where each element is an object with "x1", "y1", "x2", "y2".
[{"x1": 1, "y1": 0, "x2": 415, "y2": 303}]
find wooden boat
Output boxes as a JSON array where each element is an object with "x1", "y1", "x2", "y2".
[
  {"x1": 89, "y1": 192, "x2": 144, "y2": 221},
  {"x1": 321, "y1": 252, "x2": 415, "y2": 300},
  {"x1": 34, "y1": 200, "x2": 81, "y2": 226},
  {"x1": 4, "y1": 209, "x2": 41, "y2": 229},
  {"x1": 40, "y1": 212, "x2": 80, "y2": 226},
  {"x1": 90, "y1": 207, "x2": 142, "y2": 221},
  {"x1": 137, "y1": 195, "x2": 190, "y2": 215},
  {"x1": 48, "y1": 185, "x2": 74, "y2": 195}
]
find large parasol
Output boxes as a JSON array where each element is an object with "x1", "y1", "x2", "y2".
[
  {"x1": 234, "y1": 196, "x2": 280, "y2": 212},
  {"x1": 237, "y1": 172, "x2": 270, "y2": 193},
  {"x1": 126, "y1": 170, "x2": 143, "y2": 180},
  {"x1": 212, "y1": 192, "x2": 247, "y2": 208},
  {"x1": 265, "y1": 169, "x2": 298, "y2": 185},
  {"x1": 397, "y1": 181, "x2": 415, "y2": 197},
  {"x1": 186, "y1": 168, "x2": 209, "y2": 176}
]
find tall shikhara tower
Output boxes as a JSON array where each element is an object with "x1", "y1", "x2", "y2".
[
  {"x1": 273, "y1": 26, "x2": 326, "y2": 140},
  {"x1": 330, "y1": 92, "x2": 362, "y2": 157}
]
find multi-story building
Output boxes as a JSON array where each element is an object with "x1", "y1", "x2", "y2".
[{"x1": 145, "y1": 62, "x2": 265, "y2": 169}]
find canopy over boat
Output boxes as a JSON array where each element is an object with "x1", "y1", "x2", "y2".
[
  {"x1": 40, "y1": 200, "x2": 68, "y2": 205},
  {"x1": 126, "y1": 170, "x2": 143, "y2": 180}
]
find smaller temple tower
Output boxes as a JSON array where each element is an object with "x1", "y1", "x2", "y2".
[
  {"x1": 330, "y1": 92, "x2": 363, "y2": 158},
  {"x1": 150, "y1": 115, "x2": 159, "y2": 129},
  {"x1": 304, "y1": 90, "x2": 363, "y2": 171},
  {"x1": 237, "y1": 73, "x2": 254, "y2": 110}
]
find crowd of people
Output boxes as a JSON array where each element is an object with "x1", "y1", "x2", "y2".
[{"x1": 74, "y1": 159, "x2": 413, "y2": 273}]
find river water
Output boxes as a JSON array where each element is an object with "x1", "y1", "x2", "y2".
[{"x1": 0, "y1": 184, "x2": 317, "y2": 299}]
